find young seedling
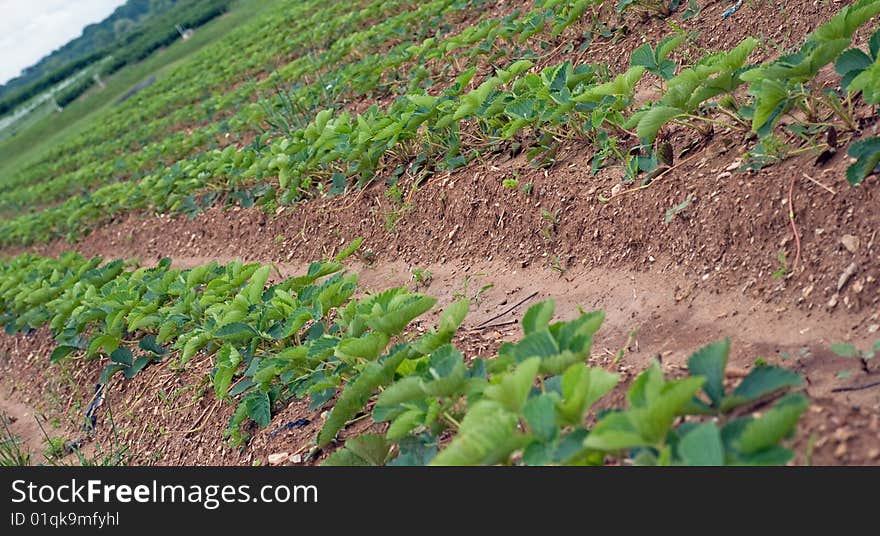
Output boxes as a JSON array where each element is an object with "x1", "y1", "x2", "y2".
[
  {"x1": 410, "y1": 267, "x2": 433, "y2": 289},
  {"x1": 452, "y1": 275, "x2": 494, "y2": 305},
  {"x1": 831, "y1": 340, "x2": 880, "y2": 374},
  {"x1": 383, "y1": 184, "x2": 414, "y2": 232},
  {"x1": 614, "y1": 328, "x2": 639, "y2": 364},
  {"x1": 664, "y1": 193, "x2": 693, "y2": 223},
  {"x1": 0, "y1": 413, "x2": 30, "y2": 466},
  {"x1": 772, "y1": 250, "x2": 790, "y2": 280},
  {"x1": 541, "y1": 209, "x2": 561, "y2": 240}
]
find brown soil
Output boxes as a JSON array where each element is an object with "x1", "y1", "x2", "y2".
[
  {"x1": 25, "y1": 127, "x2": 880, "y2": 318},
  {"x1": 0, "y1": 391, "x2": 49, "y2": 463}
]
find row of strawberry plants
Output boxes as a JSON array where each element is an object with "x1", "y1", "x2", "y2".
[
  {"x1": 628, "y1": 0, "x2": 880, "y2": 184},
  {"x1": 2, "y1": 1, "x2": 877, "y2": 247},
  {"x1": 0, "y1": 0, "x2": 415, "y2": 210},
  {"x1": 0, "y1": 243, "x2": 376, "y2": 446},
  {"x1": 0, "y1": 0, "x2": 611, "y2": 216},
  {"x1": 2, "y1": 0, "x2": 471, "y2": 209},
  {"x1": 0, "y1": 250, "x2": 807, "y2": 464},
  {"x1": 836, "y1": 26, "x2": 880, "y2": 183},
  {"x1": 16, "y1": 0, "x2": 579, "y2": 214},
  {"x1": 0, "y1": 53, "x2": 605, "y2": 245},
  {"x1": 0, "y1": 0, "x2": 612, "y2": 241},
  {"x1": 238, "y1": 0, "x2": 880, "y2": 190},
  {"x1": 244, "y1": 0, "x2": 880, "y2": 188},
  {"x1": 0, "y1": 0, "x2": 583, "y2": 214},
  {"x1": 323, "y1": 301, "x2": 807, "y2": 466}
]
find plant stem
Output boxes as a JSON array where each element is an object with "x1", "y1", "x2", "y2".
[
  {"x1": 680, "y1": 114, "x2": 736, "y2": 129},
  {"x1": 787, "y1": 143, "x2": 828, "y2": 157},
  {"x1": 714, "y1": 106, "x2": 750, "y2": 129},
  {"x1": 443, "y1": 412, "x2": 461, "y2": 429}
]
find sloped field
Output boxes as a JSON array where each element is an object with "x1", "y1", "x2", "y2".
[{"x1": 1, "y1": 0, "x2": 879, "y2": 466}]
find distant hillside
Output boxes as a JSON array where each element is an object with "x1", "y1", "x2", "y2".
[
  {"x1": 0, "y1": 0, "x2": 232, "y2": 116},
  {"x1": 1, "y1": 1, "x2": 179, "y2": 97}
]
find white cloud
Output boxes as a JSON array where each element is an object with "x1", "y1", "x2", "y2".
[{"x1": 0, "y1": 0, "x2": 127, "y2": 84}]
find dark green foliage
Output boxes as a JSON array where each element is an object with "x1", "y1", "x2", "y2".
[{"x1": 0, "y1": 250, "x2": 807, "y2": 466}]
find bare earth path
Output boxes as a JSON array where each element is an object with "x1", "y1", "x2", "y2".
[{"x1": 0, "y1": 387, "x2": 47, "y2": 463}]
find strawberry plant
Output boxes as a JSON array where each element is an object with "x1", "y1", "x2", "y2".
[
  {"x1": 831, "y1": 340, "x2": 880, "y2": 374},
  {"x1": 630, "y1": 35, "x2": 683, "y2": 80},
  {"x1": 836, "y1": 26, "x2": 880, "y2": 184},
  {"x1": 629, "y1": 37, "x2": 758, "y2": 143},
  {"x1": 99, "y1": 341, "x2": 166, "y2": 384},
  {"x1": 617, "y1": 0, "x2": 677, "y2": 18},
  {"x1": 740, "y1": 0, "x2": 880, "y2": 137},
  {"x1": 583, "y1": 340, "x2": 807, "y2": 465},
  {"x1": 321, "y1": 299, "x2": 807, "y2": 466}
]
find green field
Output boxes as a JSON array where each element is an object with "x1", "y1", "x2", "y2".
[{"x1": 0, "y1": 0, "x2": 273, "y2": 177}]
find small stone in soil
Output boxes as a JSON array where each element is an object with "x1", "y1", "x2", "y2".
[
  {"x1": 840, "y1": 234, "x2": 859, "y2": 253},
  {"x1": 833, "y1": 427, "x2": 855, "y2": 442},
  {"x1": 268, "y1": 453, "x2": 290, "y2": 465},
  {"x1": 837, "y1": 263, "x2": 858, "y2": 292},
  {"x1": 827, "y1": 293, "x2": 839, "y2": 309}
]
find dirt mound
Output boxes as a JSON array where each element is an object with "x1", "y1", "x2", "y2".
[{"x1": 23, "y1": 129, "x2": 880, "y2": 319}]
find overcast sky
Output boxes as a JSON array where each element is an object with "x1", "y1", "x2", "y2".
[{"x1": 0, "y1": 0, "x2": 127, "y2": 84}]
